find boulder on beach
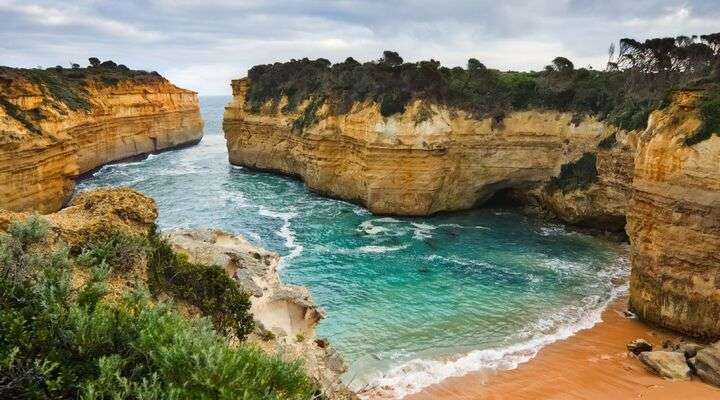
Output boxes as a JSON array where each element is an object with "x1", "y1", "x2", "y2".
[
  {"x1": 694, "y1": 343, "x2": 720, "y2": 387},
  {"x1": 639, "y1": 351, "x2": 691, "y2": 380}
]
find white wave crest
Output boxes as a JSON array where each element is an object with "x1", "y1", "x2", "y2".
[
  {"x1": 411, "y1": 222, "x2": 436, "y2": 240},
  {"x1": 357, "y1": 244, "x2": 410, "y2": 254},
  {"x1": 258, "y1": 207, "x2": 303, "y2": 268}
]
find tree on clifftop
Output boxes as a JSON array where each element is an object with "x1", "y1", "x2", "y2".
[
  {"x1": 551, "y1": 56, "x2": 574, "y2": 73},
  {"x1": 380, "y1": 50, "x2": 403, "y2": 67},
  {"x1": 88, "y1": 57, "x2": 100, "y2": 67}
]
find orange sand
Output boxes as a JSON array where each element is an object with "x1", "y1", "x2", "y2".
[{"x1": 405, "y1": 299, "x2": 720, "y2": 400}]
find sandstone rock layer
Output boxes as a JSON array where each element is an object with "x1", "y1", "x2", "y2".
[
  {"x1": 224, "y1": 78, "x2": 625, "y2": 221},
  {"x1": 628, "y1": 91, "x2": 720, "y2": 339},
  {"x1": 1, "y1": 78, "x2": 203, "y2": 213}
]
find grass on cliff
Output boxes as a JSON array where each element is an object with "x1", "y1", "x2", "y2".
[
  {"x1": 0, "y1": 60, "x2": 168, "y2": 128},
  {"x1": 0, "y1": 215, "x2": 315, "y2": 400}
]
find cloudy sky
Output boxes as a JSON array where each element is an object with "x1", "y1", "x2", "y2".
[{"x1": 1, "y1": 0, "x2": 718, "y2": 95}]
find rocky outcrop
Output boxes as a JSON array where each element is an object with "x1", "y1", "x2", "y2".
[
  {"x1": 627, "y1": 91, "x2": 720, "y2": 339},
  {"x1": 224, "y1": 78, "x2": 629, "y2": 226},
  {"x1": 167, "y1": 229, "x2": 357, "y2": 400},
  {"x1": 0, "y1": 187, "x2": 157, "y2": 248},
  {"x1": 0, "y1": 70, "x2": 203, "y2": 213}
]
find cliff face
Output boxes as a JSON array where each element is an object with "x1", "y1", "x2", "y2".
[
  {"x1": 0, "y1": 72, "x2": 203, "y2": 213},
  {"x1": 225, "y1": 79, "x2": 628, "y2": 223},
  {"x1": 628, "y1": 91, "x2": 720, "y2": 339}
]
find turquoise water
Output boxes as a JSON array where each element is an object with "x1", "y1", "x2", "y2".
[{"x1": 78, "y1": 96, "x2": 628, "y2": 397}]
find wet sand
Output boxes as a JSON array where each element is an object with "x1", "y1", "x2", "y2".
[{"x1": 406, "y1": 299, "x2": 720, "y2": 400}]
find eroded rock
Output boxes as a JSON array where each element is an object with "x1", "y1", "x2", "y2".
[{"x1": 0, "y1": 72, "x2": 203, "y2": 213}]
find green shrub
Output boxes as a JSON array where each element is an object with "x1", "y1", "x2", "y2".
[
  {"x1": 686, "y1": 88, "x2": 720, "y2": 145},
  {"x1": 597, "y1": 132, "x2": 618, "y2": 149},
  {"x1": 78, "y1": 232, "x2": 148, "y2": 272},
  {"x1": 546, "y1": 152, "x2": 599, "y2": 193},
  {"x1": 0, "y1": 216, "x2": 315, "y2": 400},
  {"x1": 0, "y1": 98, "x2": 42, "y2": 134},
  {"x1": 146, "y1": 226, "x2": 254, "y2": 340}
]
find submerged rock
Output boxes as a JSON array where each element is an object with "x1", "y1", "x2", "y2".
[
  {"x1": 694, "y1": 342, "x2": 720, "y2": 387},
  {"x1": 639, "y1": 351, "x2": 691, "y2": 380},
  {"x1": 627, "y1": 338, "x2": 653, "y2": 355}
]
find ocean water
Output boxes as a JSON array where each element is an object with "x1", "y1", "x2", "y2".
[{"x1": 77, "y1": 96, "x2": 629, "y2": 398}]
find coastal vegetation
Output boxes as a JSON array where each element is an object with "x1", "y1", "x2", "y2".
[
  {"x1": 0, "y1": 215, "x2": 315, "y2": 399},
  {"x1": 245, "y1": 33, "x2": 720, "y2": 142}
]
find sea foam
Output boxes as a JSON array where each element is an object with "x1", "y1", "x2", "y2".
[{"x1": 353, "y1": 257, "x2": 630, "y2": 399}]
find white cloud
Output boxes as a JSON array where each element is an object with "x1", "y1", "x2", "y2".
[
  {"x1": 0, "y1": 0, "x2": 163, "y2": 41},
  {"x1": 1, "y1": 0, "x2": 718, "y2": 95},
  {"x1": 622, "y1": 5, "x2": 719, "y2": 36}
]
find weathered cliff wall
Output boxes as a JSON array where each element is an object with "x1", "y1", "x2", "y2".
[
  {"x1": 224, "y1": 78, "x2": 628, "y2": 225},
  {"x1": 628, "y1": 91, "x2": 720, "y2": 339},
  {"x1": 0, "y1": 72, "x2": 203, "y2": 213}
]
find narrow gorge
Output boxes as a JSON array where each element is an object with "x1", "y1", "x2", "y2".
[{"x1": 0, "y1": 65, "x2": 203, "y2": 213}]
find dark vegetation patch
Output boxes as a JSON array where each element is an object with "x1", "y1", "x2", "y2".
[
  {"x1": 597, "y1": 132, "x2": 618, "y2": 149},
  {"x1": 685, "y1": 86, "x2": 720, "y2": 145},
  {"x1": 547, "y1": 152, "x2": 599, "y2": 193},
  {"x1": 245, "y1": 34, "x2": 720, "y2": 136},
  {"x1": 0, "y1": 215, "x2": 314, "y2": 399}
]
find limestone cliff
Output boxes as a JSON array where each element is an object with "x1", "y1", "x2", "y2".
[
  {"x1": 0, "y1": 67, "x2": 203, "y2": 213},
  {"x1": 224, "y1": 78, "x2": 628, "y2": 226},
  {"x1": 628, "y1": 91, "x2": 720, "y2": 339}
]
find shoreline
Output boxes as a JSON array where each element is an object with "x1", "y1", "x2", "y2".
[{"x1": 405, "y1": 298, "x2": 720, "y2": 400}]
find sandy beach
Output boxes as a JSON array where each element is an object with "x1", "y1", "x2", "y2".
[{"x1": 406, "y1": 299, "x2": 720, "y2": 400}]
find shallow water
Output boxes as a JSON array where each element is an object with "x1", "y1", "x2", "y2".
[{"x1": 78, "y1": 96, "x2": 629, "y2": 398}]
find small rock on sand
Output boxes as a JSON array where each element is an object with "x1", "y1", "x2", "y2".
[
  {"x1": 627, "y1": 338, "x2": 653, "y2": 355},
  {"x1": 639, "y1": 351, "x2": 691, "y2": 380}
]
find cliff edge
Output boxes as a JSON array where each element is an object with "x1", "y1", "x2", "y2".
[{"x1": 0, "y1": 64, "x2": 203, "y2": 213}]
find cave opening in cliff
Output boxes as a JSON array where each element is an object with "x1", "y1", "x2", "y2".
[{"x1": 479, "y1": 187, "x2": 528, "y2": 209}]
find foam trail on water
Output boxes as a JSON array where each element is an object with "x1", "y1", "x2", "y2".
[
  {"x1": 258, "y1": 206, "x2": 303, "y2": 269},
  {"x1": 357, "y1": 244, "x2": 410, "y2": 254}
]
